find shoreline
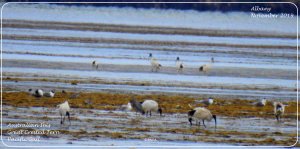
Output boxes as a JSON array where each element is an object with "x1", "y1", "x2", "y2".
[{"x1": 2, "y1": 91, "x2": 297, "y2": 118}]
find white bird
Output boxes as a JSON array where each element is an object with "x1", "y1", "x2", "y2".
[
  {"x1": 44, "y1": 90, "x2": 55, "y2": 98},
  {"x1": 151, "y1": 59, "x2": 162, "y2": 72},
  {"x1": 188, "y1": 107, "x2": 217, "y2": 129},
  {"x1": 254, "y1": 98, "x2": 267, "y2": 107},
  {"x1": 57, "y1": 100, "x2": 71, "y2": 125},
  {"x1": 195, "y1": 97, "x2": 214, "y2": 106},
  {"x1": 199, "y1": 58, "x2": 214, "y2": 74},
  {"x1": 28, "y1": 88, "x2": 35, "y2": 95},
  {"x1": 176, "y1": 57, "x2": 184, "y2": 73},
  {"x1": 119, "y1": 102, "x2": 132, "y2": 112},
  {"x1": 273, "y1": 102, "x2": 286, "y2": 122},
  {"x1": 92, "y1": 60, "x2": 99, "y2": 69},
  {"x1": 149, "y1": 53, "x2": 162, "y2": 72},
  {"x1": 141, "y1": 99, "x2": 162, "y2": 117},
  {"x1": 33, "y1": 89, "x2": 43, "y2": 97},
  {"x1": 199, "y1": 63, "x2": 212, "y2": 73}
]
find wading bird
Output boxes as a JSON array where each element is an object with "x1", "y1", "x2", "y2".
[
  {"x1": 119, "y1": 102, "x2": 132, "y2": 112},
  {"x1": 28, "y1": 89, "x2": 35, "y2": 96},
  {"x1": 188, "y1": 107, "x2": 217, "y2": 129},
  {"x1": 57, "y1": 100, "x2": 71, "y2": 125},
  {"x1": 176, "y1": 57, "x2": 184, "y2": 73},
  {"x1": 141, "y1": 99, "x2": 162, "y2": 117},
  {"x1": 199, "y1": 58, "x2": 214, "y2": 74},
  {"x1": 149, "y1": 53, "x2": 162, "y2": 72},
  {"x1": 254, "y1": 98, "x2": 267, "y2": 107},
  {"x1": 92, "y1": 60, "x2": 99, "y2": 69},
  {"x1": 199, "y1": 64, "x2": 212, "y2": 74},
  {"x1": 195, "y1": 97, "x2": 214, "y2": 106},
  {"x1": 274, "y1": 102, "x2": 286, "y2": 122},
  {"x1": 44, "y1": 90, "x2": 55, "y2": 98},
  {"x1": 30, "y1": 89, "x2": 43, "y2": 97}
]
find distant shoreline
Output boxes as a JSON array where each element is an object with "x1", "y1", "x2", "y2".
[{"x1": 3, "y1": 1, "x2": 298, "y2": 15}]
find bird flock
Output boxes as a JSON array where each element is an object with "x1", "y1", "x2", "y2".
[
  {"x1": 27, "y1": 85, "x2": 287, "y2": 128},
  {"x1": 91, "y1": 53, "x2": 214, "y2": 74},
  {"x1": 28, "y1": 89, "x2": 55, "y2": 98},
  {"x1": 26, "y1": 53, "x2": 288, "y2": 128}
]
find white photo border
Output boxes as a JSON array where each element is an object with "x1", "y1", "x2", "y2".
[{"x1": 0, "y1": 1, "x2": 298, "y2": 148}]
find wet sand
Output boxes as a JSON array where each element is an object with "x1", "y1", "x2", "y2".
[
  {"x1": 2, "y1": 103, "x2": 297, "y2": 146},
  {"x1": 2, "y1": 58, "x2": 297, "y2": 100},
  {"x1": 2, "y1": 89, "x2": 298, "y2": 147},
  {"x1": 3, "y1": 34, "x2": 296, "y2": 50},
  {"x1": 3, "y1": 59, "x2": 297, "y2": 80}
]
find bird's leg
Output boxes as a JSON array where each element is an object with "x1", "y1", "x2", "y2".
[
  {"x1": 62, "y1": 116, "x2": 65, "y2": 125},
  {"x1": 279, "y1": 115, "x2": 281, "y2": 122},
  {"x1": 276, "y1": 114, "x2": 279, "y2": 122},
  {"x1": 66, "y1": 111, "x2": 71, "y2": 125},
  {"x1": 60, "y1": 115, "x2": 63, "y2": 125},
  {"x1": 202, "y1": 120, "x2": 206, "y2": 128},
  {"x1": 188, "y1": 118, "x2": 193, "y2": 126},
  {"x1": 150, "y1": 111, "x2": 152, "y2": 117}
]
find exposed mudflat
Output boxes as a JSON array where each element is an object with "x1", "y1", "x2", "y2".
[{"x1": 2, "y1": 105, "x2": 297, "y2": 147}]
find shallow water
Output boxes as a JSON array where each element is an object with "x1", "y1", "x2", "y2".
[
  {"x1": 2, "y1": 106, "x2": 297, "y2": 147},
  {"x1": 3, "y1": 80, "x2": 296, "y2": 100},
  {"x1": 2, "y1": 67, "x2": 295, "y2": 87},
  {"x1": 3, "y1": 28, "x2": 296, "y2": 46}
]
